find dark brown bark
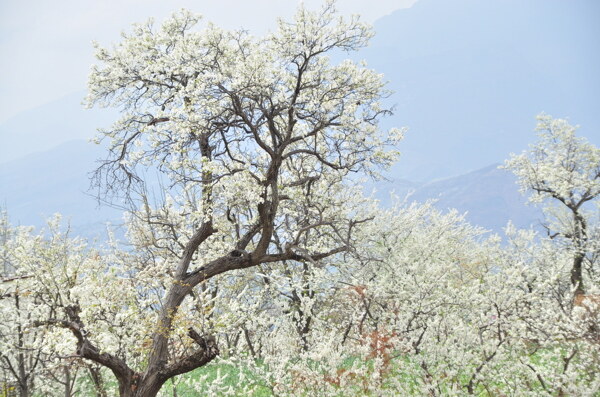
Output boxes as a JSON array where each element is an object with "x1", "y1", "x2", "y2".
[
  {"x1": 106, "y1": 329, "x2": 218, "y2": 397},
  {"x1": 40, "y1": 306, "x2": 136, "y2": 397},
  {"x1": 570, "y1": 210, "x2": 587, "y2": 294},
  {"x1": 242, "y1": 327, "x2": 257, "y2": 358},
  {"x1": 13, "y1": 290, "x2": 33, "y2": 397},
  {"x1": 17, "y1": 334, "x2": 29, "y2": 397},
  {"x1": 571, "y1": 252, "x2": 585, "y2": 295}
]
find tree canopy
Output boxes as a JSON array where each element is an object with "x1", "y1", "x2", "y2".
[
  {"x1": 82, "y1": 3, "x2": 402, "y2": 395},
  {"x1": 1, "y1": 4, "x2": 599, "y2": 397}
]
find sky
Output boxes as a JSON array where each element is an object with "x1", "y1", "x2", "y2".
[
  {"x1": 0, "y1": 0, "x2": 417, "y2": 124},
  {"x1": 1, "y1": 0, "x2": 598, "y2": 235}
]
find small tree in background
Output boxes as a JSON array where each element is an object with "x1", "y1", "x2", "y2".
[{"x1": 504, "y1": 114, "x2": 600, "y2": 295}]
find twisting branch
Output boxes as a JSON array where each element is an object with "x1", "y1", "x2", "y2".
[
  {"x1": 33, "y1": 306, "x2": 134, "y2": 384},
  {"x1": 161, "y1": 328, "x2": 219, "y2": 379}
]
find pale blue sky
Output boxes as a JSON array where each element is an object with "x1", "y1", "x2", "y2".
[
  {"x1": 0, "y1": 0, "x2": 417, "y2": 124},
  {"x1": 0, "y1": 0, "x2": 598, "y2": 235}
]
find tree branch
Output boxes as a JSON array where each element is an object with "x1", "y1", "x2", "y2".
[{"x1": 160, "y1": 328, "x2": 219, "y2": 379}]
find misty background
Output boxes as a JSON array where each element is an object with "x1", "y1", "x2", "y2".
[{"x1": 1, "y1": 0, "x2": 599, "y2": 239}]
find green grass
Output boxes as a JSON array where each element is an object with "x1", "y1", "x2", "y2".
[
  {"x1": 171, "y1": 361, "x2": 273, "y2": 396},
  {"x1": 28, "y1": 345, "x2": 599, "y2": 396}
]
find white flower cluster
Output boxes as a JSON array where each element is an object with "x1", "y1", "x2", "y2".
[{"x1": 2, "y1": 1, "x2": 599, "y2": 395}]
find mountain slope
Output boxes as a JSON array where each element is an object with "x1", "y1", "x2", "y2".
[
  {"x1": 363, "y1": 0, "x2": 600, "y2": 182},
  {"x1": 0, "y1": 91, "x2": 116, "y2": 164},
  {"x1": 3, "y1": 0, "x2": 595, "y2": 239},
  {"x1": 0, "y1": 139, "x2": 541, "y2": 239},
  {"x1": 405, "y1": 164, "x2": 543, "y2": 232},
  {"x1": 0, "y1": 140, "x2": 122, "y2": 239}
]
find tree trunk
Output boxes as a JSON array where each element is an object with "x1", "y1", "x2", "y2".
[
  {"x1": 17, "y1": 381, "x2": 28, "y2": 397},
  {"x1": 116, "y1": 374, "x2": 165, "y2": 397},
  {"x1": 571, "y1": 251, "x2": 585, "y2": 295},
  {"x1": 63, "y1": 366, "x2": 71, "y2": 397},
  {"x1": 571, "y1": 211, "x2": 586, "y2": 294},
  {"x1": 171, "y1": 378, "x2": 178, "y2": 397},
  {"x1": 87, "y1": 365, "x2": 108, "y2": 397},
  {"x1": 17, "y1": 355, "x2": 28, "y2": 397},
  {"x1": 16, "y1": 293, "x2": 29, "y2": 397}
]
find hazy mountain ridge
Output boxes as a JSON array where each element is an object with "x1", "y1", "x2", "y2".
[
  {"x1": 406, "y1": 164, "x2": 543, "y2": 232},
  {"x1": 1, "y1": 0, "x2": 596, "y2": 238},
  {"x1": 0, "y1": 140, "x2": 122, "y2": 239},
  {"x1": 0, "y1": 91, "x2": 116, "y2": 165},
  {"x1": 365, "y1": 0, "x2": 600, "y2": 181},
  {"x1": 0, "y1": 139, "x2": 542, "y2": 238}
]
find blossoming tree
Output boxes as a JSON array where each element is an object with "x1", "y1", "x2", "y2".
[
  {"x1": 34, "y1": 3, "x2": 403, "y2": 396},
  {"x1": 0, "y1": 215, "x2": 109, "y2": 397},
  {"x1": 4, "y1": 2, "x2": 598, "y2": 395},
  {"x1": 504, "y1": 114, "x2": 600, "y2": 295}
]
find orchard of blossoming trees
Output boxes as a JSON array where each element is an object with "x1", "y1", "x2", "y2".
[{"x1": 1, "y1": 3, "x2": 599, "y2": 396}]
